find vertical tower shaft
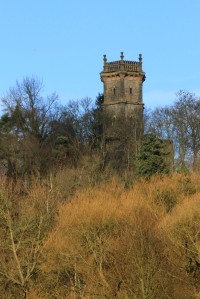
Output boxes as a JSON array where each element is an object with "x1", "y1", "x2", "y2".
[{"x1": 100, "y1": 53, "x2": 146, "y2": 170}]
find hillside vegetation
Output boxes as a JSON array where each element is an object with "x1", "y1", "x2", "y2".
[
  {"x1": 0, "y1": 172, "x2": 200, "y2": 298},
  {"x1": 1, "y1": 77, "x2": 200, "y2": 298}
]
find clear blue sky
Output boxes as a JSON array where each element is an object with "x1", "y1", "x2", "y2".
[{"x1": 0, "y1": 0, "x2": 200, "y2": 109}]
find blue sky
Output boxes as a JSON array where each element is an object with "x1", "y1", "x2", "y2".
[{"x1": 0, "y1": 0, "x2": 200, "y2": 109}]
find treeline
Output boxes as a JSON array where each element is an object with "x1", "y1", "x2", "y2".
[
  {"x1": 0, "y1": 76, "x2": 104, "y2": 181},
  {"x1": 1, "y1": 77, "x2": 200, "y2": 181}
]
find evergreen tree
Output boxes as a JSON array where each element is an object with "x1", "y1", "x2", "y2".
[{"x1": 136, "y1": 134, "x2": 170, "y2": 179}]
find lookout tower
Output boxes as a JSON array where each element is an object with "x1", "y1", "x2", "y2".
[
  {"x1": 100, "y1": 52, "x2": 145, "y2": 114},
  {"x1": 100, "y1": 53, "x2": 146, "y2": 168}
]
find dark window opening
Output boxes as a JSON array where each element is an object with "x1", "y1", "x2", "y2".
[
  {"x1": 130, "y1": 88, "x2": 132, "y2": 94},
  {"x1": 114, "y1": 87, "x2": 116, "y2": 95}
]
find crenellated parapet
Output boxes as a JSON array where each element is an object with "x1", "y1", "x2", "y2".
[{"x1": 103, "y1": 52, "x2": 143, "y2": 73}]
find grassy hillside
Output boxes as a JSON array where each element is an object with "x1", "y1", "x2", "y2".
[{"x1": 0, "y1": 172, "x2": 200, "y2": 298}]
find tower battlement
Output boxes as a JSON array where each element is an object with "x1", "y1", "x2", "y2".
[{"x1": 102, "y1": 52, "x2": 143, "y2": 73}]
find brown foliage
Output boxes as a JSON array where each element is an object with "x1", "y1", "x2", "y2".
[{"x1": 0, "y1": 172, "x2": 200, "y2": 298}]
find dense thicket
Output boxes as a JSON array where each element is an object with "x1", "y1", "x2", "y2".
[{"x1": 0, "y1": 173, "x2": 200, "y2": 298}]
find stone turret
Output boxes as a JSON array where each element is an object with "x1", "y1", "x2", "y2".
[
  {"x1": 100, "y1": 53, "x2": 146, "y2": 167},
  {"x1": 100, "y1": 52, "x2": 145, "y2": 117}
]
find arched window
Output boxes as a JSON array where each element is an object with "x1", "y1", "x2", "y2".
[
  {"x1": 112, "y1": 115, "x2": 116, "y2": 126},
  {"x1": 130, "y1": 87, "x2": 132, "y2": 94},
  {"x1": 113, "y1": 87, "x2": 116, "y2": 95}
]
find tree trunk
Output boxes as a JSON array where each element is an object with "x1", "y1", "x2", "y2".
[{"x1": 193, "y1": 146, "x2": 199, "y2": 172}]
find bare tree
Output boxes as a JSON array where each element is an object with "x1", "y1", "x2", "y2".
[
  {"x1": 147, "y1": 91, "x2": 200, "y2": 172},
  {"x1": 0, "y1": 76, "x2": 59, "y2": 179},
  {"x1": 173, "y1": 90, "x2": 200, "y2": 172},
  {"x1": 0, "y1": 195, "x2": 47, "y2": 298}
]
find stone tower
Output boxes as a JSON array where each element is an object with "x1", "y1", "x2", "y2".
[{"x1": 100, "y1": 52, "x2": 146, "y2": 169}]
